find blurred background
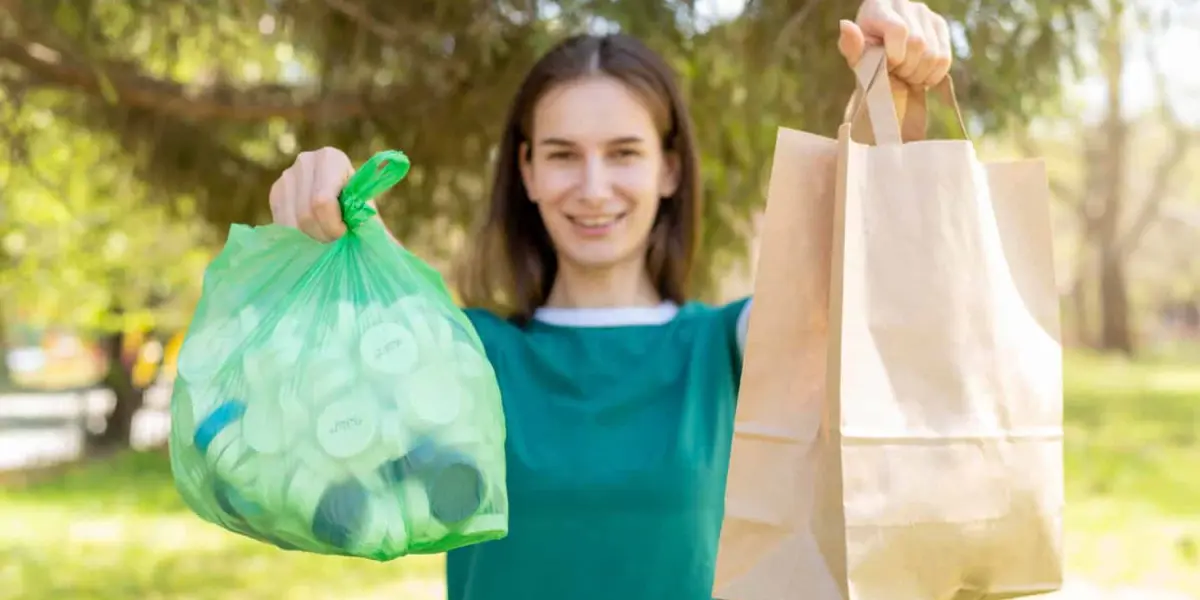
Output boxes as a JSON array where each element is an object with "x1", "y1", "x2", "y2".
[{"x1": 0, "y1": 0, "x2": 1197, "y2": 598}]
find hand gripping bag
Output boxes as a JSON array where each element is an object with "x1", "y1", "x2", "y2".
[{"x1": 168, "y1": 150, "x2": 508, "y2": 561}]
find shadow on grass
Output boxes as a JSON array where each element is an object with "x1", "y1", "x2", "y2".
[{"x1": 2, "y1": 449, "x2": 185, "y2": 514}]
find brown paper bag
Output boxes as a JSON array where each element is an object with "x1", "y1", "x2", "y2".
[{"x1": 714, "y1": 48, "x2": 1064, "y2": 600}]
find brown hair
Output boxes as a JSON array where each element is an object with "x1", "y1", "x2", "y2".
[{"x1": 455, "y1": 33, "x2": 702, "y2": 325}]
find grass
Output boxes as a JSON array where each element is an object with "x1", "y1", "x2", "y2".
[
  {"x1": 0, "y1": 451, "x2": 444, "y2": 600},
  {"x1": 1, "y1": 350, "x2": 1198, "y2": 598},
  {"x1": 1060, "y1": 351, "x2": 1200, "y2": 594}
]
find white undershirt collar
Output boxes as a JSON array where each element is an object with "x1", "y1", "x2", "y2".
[{"x1": 532, "y1": 301, "x2": 680, "y2": 327}]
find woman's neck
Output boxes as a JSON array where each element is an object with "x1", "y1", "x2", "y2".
[{"x1": 544, "y1": 259, "x2": 661, "y2": 309}]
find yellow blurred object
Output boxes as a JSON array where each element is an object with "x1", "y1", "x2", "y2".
[{"x1": 162, "y1": 331, "x2": 185, "y2": 380}]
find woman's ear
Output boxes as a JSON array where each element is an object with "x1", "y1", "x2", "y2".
[
  {"x1": 519, "y1": 141, "x2": 538, "y2": 203},
  {"x1": 658, "y1": 150, "x2": 681, "y2": 199}
]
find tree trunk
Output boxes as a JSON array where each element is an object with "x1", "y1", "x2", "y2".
[
  {"x1": 0, "y1": 300, "x2": 11, "y2": 386},
  {"x1": 86, "y1": 329, "x2": 146, "y2": 454},
  {"x1": 1098, "y1": 249, "x2": 1133, "y2": 353},
  {"x1": 1095, "y1": 0, "x2": 1135, "y2": 355}
]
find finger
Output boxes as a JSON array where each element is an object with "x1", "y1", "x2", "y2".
[
  {"x1": 268, "y1": 173, "x2": 296, "y2": 228},
  {"x1": 838, "y1": 19, "x2": 867, "y2": 68},
  {"x1": 907, "y1": 7, "x2": 943, "y2": 86},
  {"x1": 857, "y1": 0, "x2": 909, "y2": 66},
  {"x1": 293, "y1": 155, "x2": 327, "y2": 242},
  {"x1": 892, "y1": 2, "x2": 929, "y2": 82},
  {"x1": 312, "y1": 150, "x2": 353, "y2": 240},
  {"x1": 924, "y1": 11, "x2": 953, "y2": 86}
]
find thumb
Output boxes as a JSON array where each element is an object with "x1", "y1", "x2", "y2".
[
  {"x1": 857, "y1": 3, "x2": 909, "y2": 66},
  {"x1": 837, "y1": 20, "x2": 866, "y2": 67}
]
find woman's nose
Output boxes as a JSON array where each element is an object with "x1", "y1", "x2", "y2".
[{"x1": 579, "y1": 155, "x2": 610, "y2": 205}]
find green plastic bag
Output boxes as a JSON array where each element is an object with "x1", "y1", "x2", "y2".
[{"x1": 168, "y1": 150, "x2": 508, "y2": 561}]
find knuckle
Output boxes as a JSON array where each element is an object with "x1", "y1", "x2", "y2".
[
  {"x1": 268, "y1": 179, "x2": 287, "y2": 210},
  {"x1": 297, "y1": 212, "x2": 320, "y2": 235},
  {"x1": 312, "y1": 195, "x2": 338, "y2": 213},
  {"x1": 315, "y1": 146, "x2": 346, "y2": 164}
]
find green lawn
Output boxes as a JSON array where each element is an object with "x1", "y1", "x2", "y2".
[
  {"x1": 1060, "y1": 351, "x2": 1200, "y2": 594},
  {"x1": 1, "y1": 350, "x2": 1197, "y2": 599},
  {"x1": 0, "y1": 451, "x2": 444, "y2": 600}
]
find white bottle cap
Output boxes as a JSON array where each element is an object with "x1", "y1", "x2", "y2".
[
  {"x1": 296, "y1": 442, "x2": 348, "y2": 482},
  {"x1": 284, "y1": 464, "x2": 329, "y2": 523},
  {"x1": 178, "y1": 322, "x2": 238, "y2": 382},
  {"x1": 308, "y1": 363, "x2": 358, "y2": 404},
  {"x1": 253, "y1": 455, "x2": 291, "y2": 513},
  {"x1": 238, "y1": 306, "x2": 262, "y2": 334},
  {"x1": 241, "y1": 399, "x2": 285, "y2": 454},
  {"x1": 171, "y1": 385, "x2": 197, "y2": 444},
  {"x1": 397, "y1": 371, "x2": 463, "y2": 431},
  {"x1": 382, "y1": 497, "x2": 410, "y2": 551},
  {"x1": 262, "y1": 334, "x2": 304, "y2": 371},
  {"x1": 350, "y1": 494, "x2": 408, "y2": 557},
  {"x1": 316, "y1": 399, "x2": 379, "y2": 459},
  {"x1": 183, "y1": 382, "x2": 222, "y2": 428},
  {"x1": 359, "y1": 322, "x2": 418, "y2": 375},
  {"x1": 411, "y1": 312, "x2": 453, "y2": 348},
  {"x1": 380, "y1": 410, "x2": 415, "y2": 458},
  {"x1": 208, "y1": 429, "x2": 255, "y2": 487},
  {"x1": 335, "y1": 301, "x2": 359, "y2": 337},
  {"x1": 400, "y1": 479, "x2": 449, "y2": 544},
  {"x1": 452, "y1": 341, "x2": 488, "y2": 378}
]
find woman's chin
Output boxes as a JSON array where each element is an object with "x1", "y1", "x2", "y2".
[{"x1": 557, "y1": 245, "x2": 639, "y2": 272}]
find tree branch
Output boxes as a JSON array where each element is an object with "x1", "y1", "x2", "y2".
[
  {"x1": 1118, "y1": 38, "x2": 1197, "y2": 258},
  {"x1": 1013, "y1": 126, "x2": 1087, "y2": 215},
  {"x1": 320, "y1": 0, "x2": 411, "y2": 43},
  {"x1": 0, "y1": 37, "x2": 389, "y2": 122},
  {"x1": 1118, "y1": 125, "x2": 1193, "y2": 257}
]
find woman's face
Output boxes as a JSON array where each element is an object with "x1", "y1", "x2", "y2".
[{"x1": 520, "y1": 75, "x2": 679, "y2": 272}]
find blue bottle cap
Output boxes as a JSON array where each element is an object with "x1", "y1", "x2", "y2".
[
  {"x1": 311, "y1": 479, "x2": 369, "y2": 550},
  {"x1": 193, "y1": 400, "x2": 247, "y2": 453},
  {"x1": 384, "y1": 439, "x2": 485, "y2": 525},
  {"x1": 426, "y1": 457, "x2": 484, "y2": 524}
]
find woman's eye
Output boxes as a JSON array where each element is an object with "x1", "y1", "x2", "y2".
[
  {"x1": 613, "y1": 148, "x2": 640, "y2": 159},
  {"x1": 546, "y1": 151, "x2": 574, "y2": 161}
]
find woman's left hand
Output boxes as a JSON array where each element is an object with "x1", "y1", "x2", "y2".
[{"x1": 837, "y1": 0, "x2": 954, "y2": 89}]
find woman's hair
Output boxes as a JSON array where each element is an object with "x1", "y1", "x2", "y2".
[{"x1": 455, "y1": 33, "x2": 702, "y2": 325}]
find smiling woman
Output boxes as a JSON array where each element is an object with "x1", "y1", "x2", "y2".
[
  {"x1": 259, "y1": 3, "x2": 959, "y2": 598},
  {"x1": 456, "y1": 34, "x2": 701, "y2": 323}
]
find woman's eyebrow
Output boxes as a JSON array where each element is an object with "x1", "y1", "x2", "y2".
[{"x1": 536, "y1": 135, "x2": 646, "y2": 146}]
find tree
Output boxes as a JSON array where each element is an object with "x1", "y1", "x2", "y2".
[
  {"x1": 2, "y1": 0, "x2": 1093, "y2": 293},
  {"x1": 1011, "y1": 0, "x2": 1198, "y2": 354},
  {"x1": 0, "y1": 87, "x2": 211, "y2": 451}
]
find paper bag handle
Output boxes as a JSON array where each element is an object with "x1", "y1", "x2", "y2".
[{"x1": 848, "y1": 47, "x2": 970, "y2": 144}]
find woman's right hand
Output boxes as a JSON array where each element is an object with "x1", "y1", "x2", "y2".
[{"x1": 268, "y1": 147, "x2": 357, "y2": 243}]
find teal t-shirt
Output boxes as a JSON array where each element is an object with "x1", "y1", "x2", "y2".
[{"x1": 446, "y1": 298, "x2": 751, "y2": 600}]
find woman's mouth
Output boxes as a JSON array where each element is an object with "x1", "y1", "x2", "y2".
[{"x1": 567, "y1": 212, "x2": 627, "y2": 237}]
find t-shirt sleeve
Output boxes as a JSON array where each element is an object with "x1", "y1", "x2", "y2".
[
  {"x1": 735, "y1": 298, "x2": 752, "y2": 357},
  {"x1": 718, "y1": 295, "x2": 752, "y2": 365}
]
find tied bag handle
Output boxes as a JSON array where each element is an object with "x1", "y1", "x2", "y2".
[
  {"x1": 339, "y1": 150, "x2": 412, "y2": 230},
  {"x1": 847, "y1": 47, "x2": 970, "y2": 145}
]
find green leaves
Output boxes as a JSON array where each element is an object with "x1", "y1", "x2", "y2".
[
  {"x1": 1, "y1": 0, "x2": 1097, "y2": 302},
  {"x1": 0, "y1": 91, "x2": 212, "y2": 336}
]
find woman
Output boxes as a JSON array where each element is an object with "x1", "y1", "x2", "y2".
[{"x1": 268, "y1": 2, "x2": 953, "y2": 598}]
